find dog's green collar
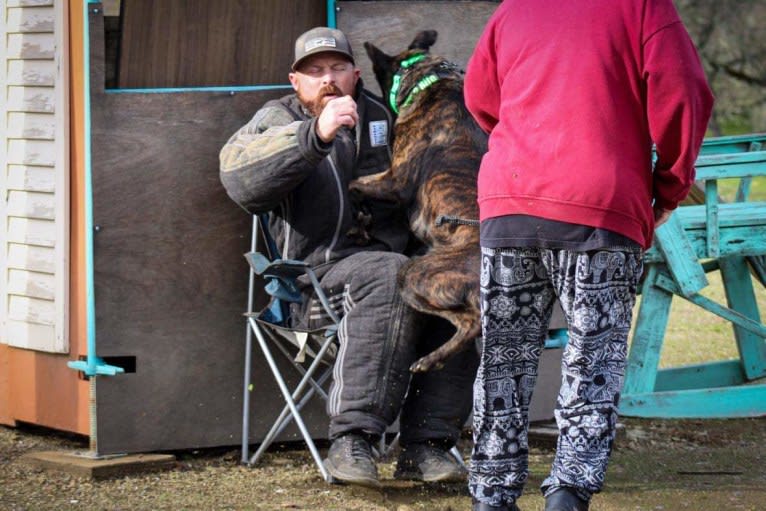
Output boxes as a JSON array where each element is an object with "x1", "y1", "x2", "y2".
[{"x1": 389, "y1": 53, "x2": 439, "y2": 114}]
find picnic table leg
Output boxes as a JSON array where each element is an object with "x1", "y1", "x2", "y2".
[
  {"x1": 623, "y1": 264, "x2": 673, "y2": 396},
  {"x1": 720, "y1": 256, "x2": 766, "y2": 380}
]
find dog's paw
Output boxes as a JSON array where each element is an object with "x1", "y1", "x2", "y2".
[{"x1": 409, "y1": 355, "x2": 445, "y2": 373}]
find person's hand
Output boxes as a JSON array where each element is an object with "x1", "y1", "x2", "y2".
[
  {"x1": 653, "y1": 206, "x2": 673, "y2": 228},
  {"x1": 316, "y1": 95, "x2": 358, "y2": 143}
]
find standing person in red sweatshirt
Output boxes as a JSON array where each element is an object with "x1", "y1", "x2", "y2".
[{"x1": 464, "y1": 1, "x2": 713, "y2": 510}]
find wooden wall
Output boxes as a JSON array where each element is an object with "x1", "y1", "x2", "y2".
[
  {"x1": 117, "y1": 0, "x2": 326, "y2": 88},
  {"x1": 0, "y1": 0, "x2": 87, "y2": 435},
  {"x1": 337, "y1": 1, "x2": 499, "y2": 96},
  {"x1": 1, "y1": 0, "x2": 69, "y2": 354},
  {"x1": 86, "y1": 4, "x2": 329, "y2": 454}
]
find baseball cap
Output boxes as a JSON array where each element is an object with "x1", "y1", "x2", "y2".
[{"x1": 292, "y1": 27, "x2": 355, "y2": 71}]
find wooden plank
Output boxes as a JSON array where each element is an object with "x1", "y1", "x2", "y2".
[
  {"x1": 6, "y1": 217, "x2": 55, "y2": 247},
  {"x1": 6, "y1": 113, "x2": 56, "y2": 140},
  {"x1": 7, "y1": 165, "x2": 56, "y2": 192},
  {"x1": 7, "y1": 243, "x2": 55, "y2": 273},
  {"x1": 653, "y1": 360, "x2": 746, "y2": 392},
  {"x1": 6, "y1": 33, "x2": 55, "y2": 58},
  {"x1": 676, "y1": 202, "x2": 766, "y2": 230},
  {"x1": 338, "y1": 1, "x2": 499, "y2": 96},
  {"x1": 694, "y1": 151, "x2": 766, "y2": 180},
  {"x1": 8, "y1": 295, "x2": 55, "y2": 326},
  {"x1": 7, "y1": 85, "x2": 55, "y2": 113},
  {"x1": 7, "y1": 6, "x2": 55, "y2": 33},
  {"x1": 654, "y1": 274, "x2": 766, "y2": 339},
  {"x1": 623, "y1": 265, "x2": 673, "y2": 395},
  {"x1": 719, "y1": 257, "x2": 766, "y2": 380},
  {"x1": 7, "y1": 139, "x2": 56, "y2": 166},
  {"x1": 699, "y1": 133, "x2": 766, "y2": 155},
  {"x1": 653, "y1": 214, "x2": 708, "y2": 296},
  {"x1": 620, "y1": 385, "x2": 766, "y2": 418},
  {"x1": 117, "y1": 0, "x2": 326, "y2": 88},
  {"x1": 7, "y1": 269, "x2": 55, "y2": 301},
  {"x1": 6, "y1": 190, "x2": 55, "y2": 220},
  {"x1": 7, "y1": 59, "x2": 56, "y2": 86},
  {"x1": 684, "y1": 226, "x2": 766, "y2": 260},
  {"x1": 7, "y1": 0, "x2": 54, "y2": 6},
  {"x1": 5, "y1": 320, "x2": 60, "y2": 352}
]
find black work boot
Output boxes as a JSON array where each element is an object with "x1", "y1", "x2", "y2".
[
  {"x1": 323, "y1": 433, "x2": 380, "y2": 488},
  {"x1": 393, "y1": 442, "x2": 467, "y2": 482},
  {"x1": 472, "y1": 499, "x2": 522, "y2": 511},
  {"x1": 544, "y1": 488, "x2": 590, "y2": 511}
]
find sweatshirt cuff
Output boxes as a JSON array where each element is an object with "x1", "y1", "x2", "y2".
[{"x1": 297, "y1": 118, "x2": 332, "y2": 165}]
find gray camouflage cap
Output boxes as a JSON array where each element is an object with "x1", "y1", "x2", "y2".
[{"x1": 292, "y1": 27, "x2": 355, "y2": 71}]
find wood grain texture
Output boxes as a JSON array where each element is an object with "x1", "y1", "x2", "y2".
[
  {"x1": 338, "y1": 1, "x2": 499, "y2": 95},
  {"x1": 117, "y1": 0, "x2": 326, "y2": 88}
]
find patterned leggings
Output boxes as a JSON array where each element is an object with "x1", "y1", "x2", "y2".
[{"x1": 469, "y1": 246, "x2": 643, "y2": 506}]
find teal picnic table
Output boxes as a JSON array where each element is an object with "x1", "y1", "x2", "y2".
[{"x1": 621, "y1": 133, "x2": 766, "y2": 418}]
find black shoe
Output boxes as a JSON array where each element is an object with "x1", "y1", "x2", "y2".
[
  {"x1": 472, "y1": 499, "x2": 522, "y2": 511},
  {"x1": 393, "y1": 442, "x2": 467, "y2": 482},
  {"x1": 544, "y1": 488, "x2": 589, "y2": 511},
  {"x1": 323, "y1": 433, "x2": 380, "y2": 488}
]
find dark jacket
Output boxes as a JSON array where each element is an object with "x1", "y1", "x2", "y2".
[{"x1": 220, "y1": 83, "x2": 410, "y2": 270}]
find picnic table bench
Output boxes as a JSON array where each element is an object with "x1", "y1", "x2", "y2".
[{"x1": 621, "y1": 133, "x2": 766, "y2": 418}]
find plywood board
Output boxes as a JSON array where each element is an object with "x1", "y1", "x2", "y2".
[
  {"x1": 337, "y1": 1, "x2": 499, "y2": 96},
  {"x1": 117, "y1": 0, "x2": 326, "y2": 88}
]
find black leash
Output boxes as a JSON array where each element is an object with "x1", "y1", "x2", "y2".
[{"x1": 435, "y1": 215, "x2": 480, "y2": 227}]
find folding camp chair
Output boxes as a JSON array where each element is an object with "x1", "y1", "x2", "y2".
[
  {"x1": 241, "y1": 214, "x2": 340, "y2": 482},
  {"x1": 241, "y1": 214, "x2": 468, "y2": 480}
]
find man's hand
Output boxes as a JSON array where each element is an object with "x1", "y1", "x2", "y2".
[
  {"x1": 653, "y1": 206, "x2": 673, "y2": 228},
  {"x1": 316, "y1": 95, "x2": 358, "y2": 143}
]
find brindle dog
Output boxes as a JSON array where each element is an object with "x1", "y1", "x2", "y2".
[{"x1": 349, "y1": 31, "x2": 488, "y2": 372}]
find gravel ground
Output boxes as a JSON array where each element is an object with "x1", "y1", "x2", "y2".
[{"x1": 2, "y1": 417, "x2": 766, "y2": 510}]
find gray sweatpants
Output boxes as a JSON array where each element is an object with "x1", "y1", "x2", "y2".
[{"x1": 297, "y1": 251, "x2": 479, "y2": 446}]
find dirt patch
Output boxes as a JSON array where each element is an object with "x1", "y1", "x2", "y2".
[{"x1": 2, "y1": 418, "x2": 765, "y2": 510}]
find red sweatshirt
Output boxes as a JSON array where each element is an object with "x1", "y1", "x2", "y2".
[{"x1": 464, "y1": 0, "x2": 714, "y2": 249}]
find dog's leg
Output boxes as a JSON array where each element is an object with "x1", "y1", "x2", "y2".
[
  {"x1": 397, "y1": 252, "x2": 481, "y2": 372},
  {"x1": 348, "y1": 168, "x2": 401, "y2": 202},
  {"x1": 410, "y1": 318, "x2": 481, "y2": 372}
]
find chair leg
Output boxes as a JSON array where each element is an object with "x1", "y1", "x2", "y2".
[
  {"x1": 250, "y1": 366, "x2": 332, "y2": 465},
  {"x1": 249, "y1": 318, "x2": 334, "y2": 481},
  {"x1": 241, "y1": 318, "x2": 254, "y2": 464}
]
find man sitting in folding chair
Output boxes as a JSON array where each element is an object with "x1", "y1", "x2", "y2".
[{"x1": 219, "y1": 27, "x2": 479, "y2": 488}]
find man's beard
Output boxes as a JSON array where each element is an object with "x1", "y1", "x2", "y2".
[{"x1": 297, "y1": 84, "x2": 344, "y2": 117}]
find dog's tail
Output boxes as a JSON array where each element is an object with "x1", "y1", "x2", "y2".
[{"x1": 435, "y1": 215, "x2": 479, "y2": 227}]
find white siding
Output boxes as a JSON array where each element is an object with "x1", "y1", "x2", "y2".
[{"x1": 1, "y1": 0, "x2": 68, "y2": 353}]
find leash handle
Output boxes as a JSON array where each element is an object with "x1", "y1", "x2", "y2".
[{"x1": 435, "y1": 215, "x2": 480, "y2": 227}]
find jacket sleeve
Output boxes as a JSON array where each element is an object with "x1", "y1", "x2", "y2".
[
  {"x1": 219, "y1": 103, "x2": 332, "y2": 213},
  {"x1": 644, "y1": 20, "x2": 714, "y2": 211},
  {"x1": 464, "y1": 17, "x2": 501, "y2": 134}
]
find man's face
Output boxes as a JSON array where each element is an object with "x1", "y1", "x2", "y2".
[{"x1": 289, "y1": 53, "x2": 360, "y2": 117}]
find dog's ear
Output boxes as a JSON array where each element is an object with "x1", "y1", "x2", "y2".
[
  {"x1": 408, "y1": 30, "x2": 438, "y2": 52},
  {"x1": 364, "y1": 41, "x2": 394, "y2": 71},
  {"x1": 364, "y1": 41, "x2": 396, "y2": 97}
]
